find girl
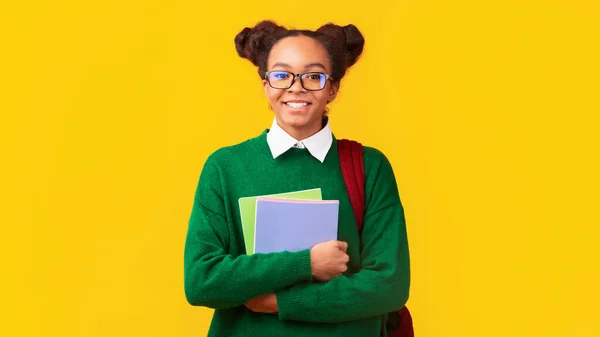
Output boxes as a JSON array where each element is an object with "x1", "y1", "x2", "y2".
[{"x1": 184, "y1": 20, "x2": 410, "y2": 337}]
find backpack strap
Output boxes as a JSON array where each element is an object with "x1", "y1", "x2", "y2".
[
  {"x1": 337, "y1": 139, "x2": 365, "y2": 232},
  {"x1": 338, "y1": 139, "x2": 415, "y2": 337}
]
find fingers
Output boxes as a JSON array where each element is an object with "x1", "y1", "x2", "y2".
[
  {"x1": 337, "y1": 241, "x2": 348, "y2": 252},
  {"x1": 337, "y1": 264, "x2": 348, "y2": 277}
]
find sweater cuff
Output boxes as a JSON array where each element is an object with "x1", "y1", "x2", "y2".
[
  {"x1": 282, "y1": 249, "x2": 312, "y2": 283},
  {"x1": 276, "y1": 283, "x2": 310, "y2": 321}
]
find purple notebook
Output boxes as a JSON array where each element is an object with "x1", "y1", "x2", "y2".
[{"x1": 254, "y1": 197, "x2": 339, "y2": 254}]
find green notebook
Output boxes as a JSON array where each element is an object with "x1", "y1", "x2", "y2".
[{"x1": 238, "y1": 188, "x2": 322, "y2": 254}]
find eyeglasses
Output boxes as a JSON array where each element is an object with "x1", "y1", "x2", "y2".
[{"x1": 264, "y1": 71, "x2": 333, "y2": 91}]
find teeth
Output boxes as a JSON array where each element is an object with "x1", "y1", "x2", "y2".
[{"x1": 286, "y1": 102, "x2": 308, "y2": 109}]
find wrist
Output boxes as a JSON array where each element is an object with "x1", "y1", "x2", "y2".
[{"x1": 270, "y1": 292, "x2": 278, "y2": 312}]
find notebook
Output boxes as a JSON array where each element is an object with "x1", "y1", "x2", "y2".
[
  {"x1": 238, "y1": 188, "x2": 322, "y2": 254},
  {"x1": 253, "y1": 197, "x2": 339, "y2": 254}
]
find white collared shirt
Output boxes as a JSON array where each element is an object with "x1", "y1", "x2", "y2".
[{"x1": 266, "y1": 117, "x2": 333, "y2": 163}]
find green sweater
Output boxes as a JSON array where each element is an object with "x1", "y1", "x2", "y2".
[{"x1": 183, "y1": 129, "x2": 410, "y2": 337}]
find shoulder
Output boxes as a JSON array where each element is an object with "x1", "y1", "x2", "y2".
[
  {"x1": 358, "y1": 144, "x2": 394, "y2": 174},
  {"x1": 336, "y1": 138, "x2": 389, "y2": 164},
  {"x1": 356, "y1": 143, "x2": 399, "y2": 188},
  {"x1": 204, "y1": 131, "x2": 265, "y2": 167},
  {"x1": 357, "y1": 143, "x2": 402, "y2": 210},
  {"x1": 204, "y1": 144, "x2": 242, "y2": 166},
  {"x1": 335, "y1": 138, "x2": 394, "y2": 175},
  {"x1": 195, "y1": 140, "x2": 256, "y2": 189},
  {"x1": 362, "y1": 145, "x2": 389, "y2": 164}
]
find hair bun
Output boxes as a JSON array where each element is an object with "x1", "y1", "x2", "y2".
[
  {"x1": 234, "y1": 27, "x2": 253, "y2": 61},
  {"x1": 234, "y1": 21, "x2": 287, "y2": 67},
  {"x1": 341, "y1": 24, "x2": 365, "y2": 68},
  {"x1": 316, "y1": 23, "x2": 365, "y2": 68}
]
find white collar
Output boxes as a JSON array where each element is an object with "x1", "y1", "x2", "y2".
[{"x1": 266, "y1": 116, "x2": 333, "y2": 163}]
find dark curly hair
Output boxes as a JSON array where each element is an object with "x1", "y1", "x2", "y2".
[{"x1": 234, "y1": 20, "x2": 365, "y2": 85}]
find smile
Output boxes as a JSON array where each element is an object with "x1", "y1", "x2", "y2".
[{"x1": 285, "y1": 102, "x2": 311, "y2": 109}]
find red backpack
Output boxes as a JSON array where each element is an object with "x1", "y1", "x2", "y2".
[{"x1": 337, "y1": 139, "x2": 414, "y2": 337}]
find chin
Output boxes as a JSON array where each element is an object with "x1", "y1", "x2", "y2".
[{"x1": 279, "y1": 113, "x2": 311, "y2": 128}]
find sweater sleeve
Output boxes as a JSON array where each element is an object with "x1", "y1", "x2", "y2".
[
  {"x1": 275, "y1": 150, "x2": 410, "y2": 323},
  {"x1": 184, "y1": 153, "x2": 313, "y2": 309}
]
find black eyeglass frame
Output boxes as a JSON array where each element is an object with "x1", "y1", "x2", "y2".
[{"x1": 264, "y1": 70, "x2": 334, "y2": 91}]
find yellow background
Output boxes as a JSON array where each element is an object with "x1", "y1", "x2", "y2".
[{"x1": 1, "y1": 0, "x2": 599, "y2": 336}]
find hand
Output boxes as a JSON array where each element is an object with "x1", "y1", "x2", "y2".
[
  {"x1": 310, "y1": 240, "x2": 350, "y2": 282},
  {"x1": 245, "y1": 292, "x2": 278, "y2": 314}
]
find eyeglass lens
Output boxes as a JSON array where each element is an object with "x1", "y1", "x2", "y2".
[{"x1": 267, "y1": 71, "x2": 327, "y2": 90}]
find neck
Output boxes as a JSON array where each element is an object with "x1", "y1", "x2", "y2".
[{"x1": 277, "y1": 117, "x2": 325, "y2": 141}]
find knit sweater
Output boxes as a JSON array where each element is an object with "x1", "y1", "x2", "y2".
[{"x1": 183, "y1": 129, "x2": 410, "y2": 337}]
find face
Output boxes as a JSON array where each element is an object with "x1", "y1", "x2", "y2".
[{"x1": 263, "y1": 35, "x2": 339, "y2": 139}]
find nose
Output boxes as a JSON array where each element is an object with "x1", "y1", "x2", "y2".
[{"x1": 287, "y1": 74, "x2": 307, "y2": 93}]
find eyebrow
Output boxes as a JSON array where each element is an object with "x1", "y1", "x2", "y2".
[
  {"x1": 304, "y1": 63, "x2": 327, "y2": 71},
  {"x1": 271, "y1": 62, "x2": 328, "y2": 71}
]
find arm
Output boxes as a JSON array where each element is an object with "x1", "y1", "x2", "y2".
[
  {"x1": 184, "y1": 155, "x2": 313, "y2": 309},
  {"x1": 275, "y1": 152, "x2": 410, "y2": 323}
]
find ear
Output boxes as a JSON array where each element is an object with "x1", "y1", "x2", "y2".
[
  {"x1": 263, "y1": 79, "x2": 268, "y2": 95},
  {"x1": 327, "y1": 82, "x2": 340, "y2": 103}
]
